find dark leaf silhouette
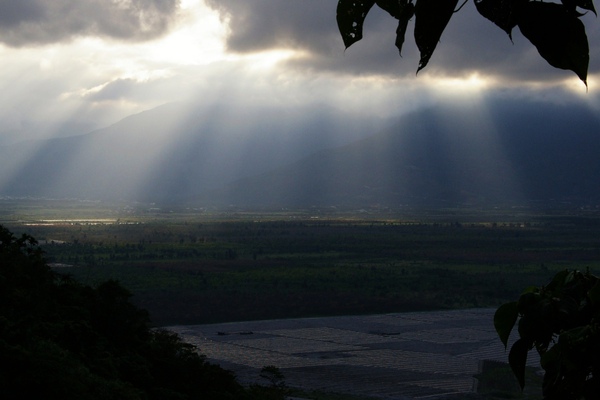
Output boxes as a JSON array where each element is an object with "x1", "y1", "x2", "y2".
[
  {"x1": 508, "y1": 338, "x2": 529, "y2": 390},
  {"x1": 496, "y1": 270, "x2": 600, "y2": 398},
  {"x1": 0, "y1": 225, "x2": 273, "y2": 399},
  {"x1": 375, "y1": 0, "x2": 402, "y2": 17},
  {"x1": 336, "y1": 0, "x2": 595, "y2": 81},
  {"x1": 517, "y1": 2, "x2": 589, "y2": 85},
  {"x1": 561, "y1": 0, "x2": 597, "y2": 15},
  {"x1": 475, "y1": 0, "x2": 526, "y2": 39},
  {"x1": 414, "y1": 0, "x2": 459, "y2": 73},
  {"x1": 336, "y1": 0, "x2": 377, "y2": 49},
  {"x1": 579, "y1": 0, "x2": 597, "y2": 14},
  {"x1": 395, "y1": 2, "x2": 415, "y2": 56},
  {"x1": 494, "y1": 301, "x2": 518, "y2": 349}
]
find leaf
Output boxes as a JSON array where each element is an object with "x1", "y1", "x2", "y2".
[
  {"x1": 557, "y1": 296, "x2": 579, "y2": 319},
  {"x1": 395, "y1": 2, "x2": 415, "y2": 55},
  {"x1": 474, "y1": 0, "x2": 527, "y2": 39},
  {"x1": 517, "y1": 314, "x2": 537, "y2": 340},
  {"x1": 508, "y1": 338, "x2": 529, "y2": 390},
  {"x1": 517, "y1": 2, "x2": 589, "y2": 85},
  {"x1": 577, "y1": 0, "x2": 597, "y2": 15},
  {"x1": 547, "y1": 269, "x2": 571, "y2": 291},
  {"x1": 414, "y1": 0, "x2": 459, "y2": 73},
  {"x1": 559, "y1": 325, "x2": 589, "y2": 347},
  {"x1": 540, "y1": 342, "x2": 560, "y2": 370},
  {"x1": 520, "y1": 285, "x2": 540, "y2": 295},
  {"x1": 336, "y1": 0, "x2": 377, "y2": 49},
  {"x1": 517, "y1": 292, "x2": 540, "y2": 315},
  {"x1": 588, "y1": 281, "x2": 600, "y2": 304},
  {"x1": 494, "y1": 301, "x2": 519, "y2": 349},
  {"x1": 376, "y1": 0, "x2": 402, "y2": 18},
  {"x1": 561, "y1": 0, "x2": 597, "y2": 15},
  {"x1": 564, "y1": 269, "x2": 576, "y2": 285}
]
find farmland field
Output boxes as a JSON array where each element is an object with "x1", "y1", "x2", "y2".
[
  {"x1": 2, "y1": 198, "x2": 599, "y2": 326},
  {"x1": 169, "y1": 308, "x2": 543, "y2": 399}
]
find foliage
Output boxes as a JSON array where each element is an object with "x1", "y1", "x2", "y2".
[
  {"x1": 259, "y1": 365, "x2": 286, "y2": 388},
  {"x1": 494, "y1": 269, "x2": 600, "y2": 399},
  {"x1": 246, "y1": 366, "x2": 288, "y2": 400},
  {"x1": 0, "y1": 224, "x2": 268, "y2": 400},
  {"x1": 336, "y1": 0, "x2": 595, "y2": 84},
  {"x1": 26, "y1": 214, "x2": 600, "y2": 325}
]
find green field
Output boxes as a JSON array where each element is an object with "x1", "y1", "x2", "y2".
[{"x1": 3, "y1": 198, "x2": 599, "y2": 326}]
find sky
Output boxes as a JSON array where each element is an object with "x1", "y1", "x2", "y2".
[{"x1": 1, "y1": 0, "x2": 599, "y2": 146}]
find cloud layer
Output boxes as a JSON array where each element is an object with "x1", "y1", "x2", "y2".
[
  {"x1": 0, "y1": 0, "x2": 180, "y2": 46},
  {"x1": 206, "y1": 0, "x2": 600, "y2": 83},
  {"x1": 0, "y1": 0, "x2": 598, "y2": 148}
]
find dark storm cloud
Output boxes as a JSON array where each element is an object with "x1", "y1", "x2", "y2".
[
  {"x1": 206, "y1": 0, "x2": 599, "y2": 82},
  {"x1": 205, "y1": 0, "x2": 335, "y2": 53},
  {"x1": 204, "y1": 0, "x2": 424, "y2": 76},
  {"x1": 0, "y1": 0, "x2": 180, "y2": 47}
]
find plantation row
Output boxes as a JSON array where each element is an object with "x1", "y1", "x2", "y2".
[{"x1": 7, "y1": 212, "x2": 600, "y2": 325}]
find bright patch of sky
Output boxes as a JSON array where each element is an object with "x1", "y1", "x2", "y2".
[{"x1": 0, "y1": 0, "x2": 598, "y2": 147}]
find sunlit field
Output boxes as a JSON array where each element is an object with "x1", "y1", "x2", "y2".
[{"x1": 2, "y1": 198, "x2": 599, "y2": 326}]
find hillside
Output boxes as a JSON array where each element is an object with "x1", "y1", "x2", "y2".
[
  {"x1": 207, "y1": 100, "x2": 600, "y2": 209},
  {"x1": 1, "y1": 98, "x2": 599, "y2": 209},
  {"x1": 0, "y1": 102, "x2": 386, "y2": 202}
]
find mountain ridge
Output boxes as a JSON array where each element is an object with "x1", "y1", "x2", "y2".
[
  {"x1": 1, "y1": 98, "x2": 599, "y2": 209},
  {"x1": 0, "y1": 101, "x2": 390, "y2": 202},
  {"x1": 202, "y1": 99, "x2": 600, "y2": 209}
]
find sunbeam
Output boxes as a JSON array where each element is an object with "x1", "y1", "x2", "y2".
[{"x1": 0, "y1": 0, "x2": 599, "y2": 208}]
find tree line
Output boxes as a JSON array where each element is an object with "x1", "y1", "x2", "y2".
[{"x1": 0, "y1": 225, "x2": 285, "y2": 400}]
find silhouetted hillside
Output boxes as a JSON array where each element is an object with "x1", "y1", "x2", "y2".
[
  {"x1": 0, "y1": 225, "x2": 283, "y2": 400},
  {"x1": 208, "y1": 100, "x2": 600, "y2": 208},
  {"x1": 0, "y1": 102, "x2": 386, "y2": 202},
  {"x1": 1, "y1": 98, "x2": 599, "y2": 208}
]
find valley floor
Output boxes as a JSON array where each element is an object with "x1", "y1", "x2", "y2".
[{"x1": 168, "y1": 308, "x2": 541, "y2": 400}]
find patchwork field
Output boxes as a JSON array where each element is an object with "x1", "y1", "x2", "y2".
[
  {"x1": 169, "y1": 308, "x2": 542, "y2": 399},
  {"x1": 2, "y1": 199, "x2": 595, "y2": 398},
  {"x1": 2, "y1": 199, "x2": 599, "y2": 326}
]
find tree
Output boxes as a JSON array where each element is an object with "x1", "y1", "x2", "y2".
[
  {"x1": 336, "y1": 0, "x2": 595, "y2": 85},
  {"x1": 0, "y1": 224, "x2": 272, "y2": 399},
  {"x1": 494, "y1": 269, "x2": 600, "y2": 399}
]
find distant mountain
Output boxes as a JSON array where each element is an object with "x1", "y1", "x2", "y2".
[
  {"x1": 0, "y1": 101, "x2": 389, "y2": 202},
  {"x1": 2, "y1": 98, "x2": 599, "y2": 209},
  {"x1": 204, "y1": 99, "x2": 600, "y2": 209}
]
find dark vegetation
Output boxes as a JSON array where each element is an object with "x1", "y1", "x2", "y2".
[
  {"x1": 0, "y1": 224, "x2": 285, "y2": 400},
  {"x1": 5, "y1": 201, "x2": 599, "y2": 326},
  {"x1": 475, "y1": 360, "x2": 542, "y2": 399},
  {"x1": 3, "y1": 200, "x2": 600, "y2": 399},
  {"x1": 495, "y1": 269, "x2": 600, "y2": 399}
]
